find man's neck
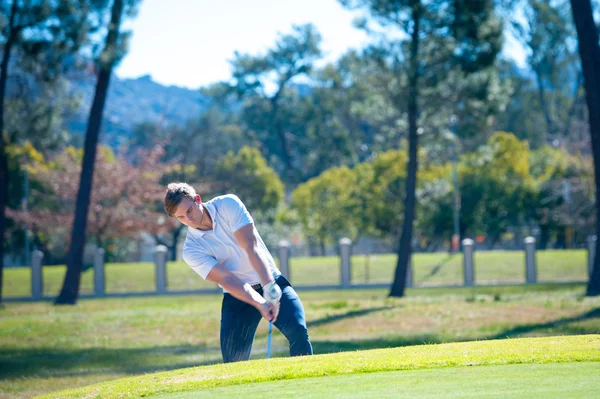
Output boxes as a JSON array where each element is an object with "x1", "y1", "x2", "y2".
[{"x1": 196, "y1": 204, "x2": 213, "y2": 231}]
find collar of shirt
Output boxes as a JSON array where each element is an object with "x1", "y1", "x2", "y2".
[{"x1": 187, "y1": 201, "x2": 218, "y2": 238}]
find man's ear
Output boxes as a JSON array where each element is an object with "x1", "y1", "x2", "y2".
[{"x1": 195, "y1": 195, "x2": 202, "y2": 204}]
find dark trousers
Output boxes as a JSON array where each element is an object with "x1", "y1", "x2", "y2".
[{"x1": 220, "y1": 275, "x2": 313, "y2": 363}]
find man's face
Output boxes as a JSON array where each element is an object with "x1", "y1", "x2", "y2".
[{"x1": 173, "y1": 196, "x2": 204, "y2": 229}]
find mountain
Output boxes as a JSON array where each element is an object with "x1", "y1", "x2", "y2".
[{"x1": 68, "y1": 73, "x2": 210, "y2": 147}]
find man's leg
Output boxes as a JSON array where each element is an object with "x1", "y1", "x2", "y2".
[
  {"x1": 273, "y1": 276, "x2": 313, "y2": 357},
  {"x1": 220, "y1": 293, "x2": 262, "y2": 363}
]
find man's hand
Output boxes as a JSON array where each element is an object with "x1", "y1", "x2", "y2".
[
  {"x1": 257, "y1": 301, "x2": 279, "y2": 322},
  {"x1": 260, "y1": 280, "x2": 281, "y2": 321},
  {"x1": 263, "y1": 280, "x2": 282, "y2": 304}
]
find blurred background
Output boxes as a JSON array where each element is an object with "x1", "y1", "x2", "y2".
[{"x1": 2, "y1": 0, "x2": 600, "y2": 296}]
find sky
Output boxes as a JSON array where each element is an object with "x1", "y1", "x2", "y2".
[{"x1": 116, "y1": 0, "x2": 527, "y2": 90}]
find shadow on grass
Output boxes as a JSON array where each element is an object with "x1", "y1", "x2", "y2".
[
  {"x1": 0, "y1": 307, "x2": 395, "y2": 381},
  {"x1": 2, "y1": 306, "x2": 598, "y2": 383},
  {"x1": 0, "y1": 344, "x2": 223, "y2": 380},
  {"x1": 307, "y1": 306, "x2": 394, "y2": 329},
  {"x1": 312, "y1": 306, "x2": 600, "y2": 355},
  {"x1": 488, "y1": 307, "x2": 600, "y2": 339},
  {"x1": 417, "y1": 254, "x2": 456, "y2": 285}
]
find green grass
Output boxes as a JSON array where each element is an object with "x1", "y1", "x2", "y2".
[
  {"x1": 2, "y1": 284, "x2": 600, "y2": 398},
  {"x1": 2, "y1": 249, "x2": 589, "y2": 298},
  {"x1": 146, "y1": 362, "x2": 600, "y2": 399},
  {"x1": 35, "y1": 335, "x2": 600, "y2": 399}
]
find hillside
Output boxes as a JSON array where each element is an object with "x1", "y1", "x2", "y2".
[{"x1": 68, "y1": 73, "x2": 210, "y2": 147}]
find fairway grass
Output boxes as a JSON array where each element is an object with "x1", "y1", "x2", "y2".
[
  {"x1": 149, "y1": 362, "x2": 600, "y2": 399},
  {"x1": 2, "y1": 284, "x2": 600, "y2": 398},
  {"x1": 36, "y1": 335, "x2": 600, "y2": 399}
]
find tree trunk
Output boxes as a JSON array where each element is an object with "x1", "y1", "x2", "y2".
[
  {"x1": 55, "y1": 0, "x2": 124, "y2": 304},
  {"x1": 534, "y1": 67, "x2": 555, "y2": 139},
  {"x1": 0, "y1": 1, "x2": 19, "y2": 306},
  {"x1": 170, "y1": 225, "x2": 183, "y2": 261},
  {"x1": 570, "y1": 0, "x2": 600, "y2": 296},
  {"x1": 562, "y1": 72, "x2": 583, "y2": 139},
  {"x1": 539, "y1": 224, "x2": 549, "y2": 250},
  {"x1": 270, "y1": 95, "x2": 294, "y2": 182},
  {"x1": 390, "y1": 2, "x2": 421, "y2": 298}
]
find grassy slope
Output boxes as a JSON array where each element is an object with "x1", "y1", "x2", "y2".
[{"x1": 36, "y1": 335, "x2": 600, "y2": 399}]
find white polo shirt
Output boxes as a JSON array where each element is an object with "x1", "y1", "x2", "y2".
[{"x1": 181, "y1": 194, "x2": 280, "y2": 291}]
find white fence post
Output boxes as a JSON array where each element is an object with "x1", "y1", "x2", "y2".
[
  {"x1": 340, "y1": 238, "x2": 352, "y2": 288},
  {"x1": 31, "y1": 250, "x2": 44, "y2": 300},
  {"x1": 524, "y1": 236, "x2": 537, "y2": 284},
  {"x1": 462, "y1": 239, "x2": 475, "y2": 286},
  {"x1": 154, "y1": 245, "x2": 168, "y2": 294}
]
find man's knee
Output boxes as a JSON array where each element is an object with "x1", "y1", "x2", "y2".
[{"x1": 277, "y1": 321, "x2": 312, "y2": 355}]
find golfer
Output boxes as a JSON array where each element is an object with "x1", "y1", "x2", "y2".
[{"x1": 164, "y1": 182, "x2": 313, "y2": 362}]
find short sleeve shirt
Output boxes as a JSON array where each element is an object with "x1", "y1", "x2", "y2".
[{"x1": 181, "y1": 194, "x2": 280, "y2": 291}]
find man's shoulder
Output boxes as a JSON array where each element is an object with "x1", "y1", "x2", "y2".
[{"x1": 208, "y1": 194, "x2": 244, "y2": 210}]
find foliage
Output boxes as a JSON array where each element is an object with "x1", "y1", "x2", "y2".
[
  {"x1": 292, "y1": 166, "x2": 358, "y2": 251},
  {"x1": 8, "y1": 145, "x2": 170, "y2": 261},
  {"x1": 213, "y1": 146, "x2": 284, "y2": 215},
  {"x1": 230, "y1": 23, "x2": 323, "y2": 182},
  {"x1": 290, "y1": 132, "x2": 593, "y2": 249}
]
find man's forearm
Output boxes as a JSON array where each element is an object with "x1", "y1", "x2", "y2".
[
  {"x1": 233, "y1": 224, "x2": 275, "y2": 287},
  {"x1": 219, "y1": 273, "x2": 267, "y2": 308},
  {"x1": 246, "y1": 246, "x2": 275, "y2": 286}
]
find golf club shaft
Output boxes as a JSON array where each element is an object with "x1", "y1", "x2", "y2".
[{"x1": 266, "y1": 321, "x2": 273, "y2": 358}]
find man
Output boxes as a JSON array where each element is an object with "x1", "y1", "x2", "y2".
[{"x1": 164, "y1": 182, "x2": 313, "y2": 362}]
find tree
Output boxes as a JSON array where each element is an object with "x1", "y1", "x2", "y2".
[
  {"x1": 459, "y1": 132, "x2": 532, "y2": 247},
  {"x1": 0, "y1": 0, "x2": 94, "y2": 304},
  {"x1": 302, "y1": 50, "x2": 404, "y2": 177},
  {"x1": 230, "y1": 24, "x2": 323, "y2": 183},
  {"x1": 3, "y1": 141, "x2": 46, "y2": 263},
  {"x1": 569, "y1": 0, "x2": 600, "y2": 295},
  {"x1": 340, "y1": 0, "x2": 503, "y2": 297},
  {"x1": 526, "y1": 145, "x2": 594, "y2": 249},
  {"x1": 292, "y1": 166, "x2": 358, "y2": 255},
  {"x1": 509, "y1": 0, "x2": 582, "y2": 147},
  {"x1": 56, "y1": 0, "x2": 139, "y2": 304},
  {"x1": 339, "y1": 0, "x2": 426, "y2": 298},
  {"x1": 9, "y1": 145, "x2": 169, "y2": 262},
  {"x1": 213, "y1": 146, "x2": 284, "y2": 215}
]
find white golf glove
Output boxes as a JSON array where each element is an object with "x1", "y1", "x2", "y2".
[{"x1": 263, "y1": 280, "x2": 282, "y2": 305}]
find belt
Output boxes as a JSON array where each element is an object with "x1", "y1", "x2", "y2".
[{"x1": 250, "y1": 276, "x2": 285, "y2": 292}]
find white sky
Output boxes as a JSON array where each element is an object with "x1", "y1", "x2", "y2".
[{"x1": 116, "y1": 0, "x2": 527, "y2": 90}]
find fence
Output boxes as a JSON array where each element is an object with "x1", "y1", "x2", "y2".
[{"x1": 7, "y1": 235, "x2": 596, "y2": 302}]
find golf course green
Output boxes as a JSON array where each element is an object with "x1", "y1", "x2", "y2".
[{"x1": 35, "y1": 335, "x2": 600, "y2": 399}]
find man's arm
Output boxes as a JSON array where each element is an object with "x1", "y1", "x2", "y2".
[
  {"x1": 234, "y1": 223, "x2": 282, "y2": 313},
  {"x1": 233, "y1": 223, "x2": 274, "y2": 286},
  {"x1": 205, "y1": 263, "x2": 277, "y2": 321}
]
